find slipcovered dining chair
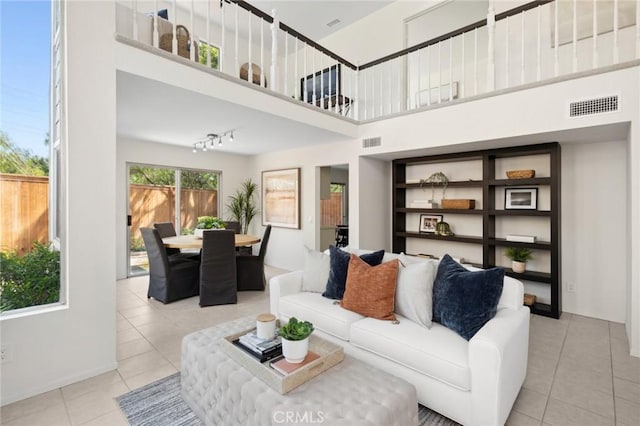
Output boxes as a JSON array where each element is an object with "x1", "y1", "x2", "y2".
[
  {"x1": 154, "y1": 222, "x2": 199, "y2": 261},
  {"x1": 236, "y1": 225, "x2": 271, "y2": 291},
  {"x1": 140, "y1": 227, "x2": 200, "y2": 304},
  {"x1": 199, "y1": 229, "x2": 237, "y2": 306}
]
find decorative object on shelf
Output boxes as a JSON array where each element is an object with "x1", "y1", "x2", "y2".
[
  {"x1": 419, "y1": 214, "x2": 443, "y2": 233},
  {"x1": 506, "y1": 169, "x2": 535, "y2": 179},
  {"x1": 240, "y1": 62, "x2": 268, "y2": 87},
  {"x1": 256, "y1": 313, "x2": 277, "y2": 340},
  {"x1": 435, "y1": 221, "x2": 455, "y2": 236},
  {"x1": 441, "y1": 199, "x2": 476, "y2": 209},
  {"x1": 194, "y1": 216, "x2": 226, "y2": 238},
  {"x1": 278, "y1": 317, "x2": 314, "y2": 363},
  {"x1": 262, "y1": 168, "x2": 301, "y2": 229},
  {"x1": 226, "y1": 178, "x2": 259, "y2": 234},
  {"x1": 419, "y1": 172, "x2": 448, "y2": 208},
  {"x1": 506, "y1": 234, "x2": 537, "y2": 243},
  {"x1": 160, "y1": 24, "x2": 198, "y2": 60},
  {"x1": 505, "y1": 187, "x2": 538, "y2": 210},
  {"x1": 504, "y1": 247, "x2": 533, "y2": 273},
  {"x1": 410, "y1": 199, "x2": 436, "y2": 208},
  {"x1": 524, "y1": 293, "x2": 536, "y2": 307}
]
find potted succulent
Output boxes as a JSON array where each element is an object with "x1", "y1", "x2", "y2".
[
  {"x1": 504, "y1": 247, "x2": 533, "y2": 273},
  {"x1": 278, "y1": 317, "x2": 314, "y2": 363},
  {"x1": 193, "y1": 216, "x2": 226, "y2": 238}
]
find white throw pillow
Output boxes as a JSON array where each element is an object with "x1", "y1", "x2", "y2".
[
  {"x1": 395, "y1": 254, "x2": 438, "y2": 328},
  {"x1": 302, "y1": 246, "x2": 331, "y2": 293}
]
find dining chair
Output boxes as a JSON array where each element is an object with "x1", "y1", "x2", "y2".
[
  {"x1": 140, "y1": 227, "x2": 199, "y2": 303},
  {"x1": 154, "y1": 222, "x2": 200, "y2": 261},
  {"x1": 199, "y1": 229, "x2": 238, "y2": 306},
  {"x1": 236, "y1": 225, "x2": 271, "y2": 291},
  {"x1": 223, "y1": 221, "x2": 241, "y2": 234}
]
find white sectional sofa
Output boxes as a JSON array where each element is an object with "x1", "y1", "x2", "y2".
[{"x1": 269, "y1": 249, "x2": 530, "y2": 426}]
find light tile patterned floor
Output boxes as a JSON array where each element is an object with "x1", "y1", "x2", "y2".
[{"x1": 1, "y1": 266, "x2": 639, "y2": 425}]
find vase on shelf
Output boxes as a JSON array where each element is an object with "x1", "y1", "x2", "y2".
[{"x1": 512, "y1": 261, "x2": 526, "y2": 274}]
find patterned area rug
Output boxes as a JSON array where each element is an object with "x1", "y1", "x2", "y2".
[{"x1": 117, "y1": 373, "x2": 460, "y2": 426}]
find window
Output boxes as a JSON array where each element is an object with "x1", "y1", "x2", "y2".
[{"x1": 198, "y1": 40, "x2": 220, "y2": 70}]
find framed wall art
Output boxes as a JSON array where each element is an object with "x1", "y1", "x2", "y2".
[
  {"x1": 505, "y1": 187, "x2": 538, "y2": 210},
  {"x1": 262, "y1": 168, "x2": 301, "y2": 229}
]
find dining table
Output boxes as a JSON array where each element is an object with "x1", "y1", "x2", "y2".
[{"x1": 162, "y1": 234, "x2": 261, "y2": 249}]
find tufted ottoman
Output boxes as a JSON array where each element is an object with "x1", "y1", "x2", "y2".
[{"x1": 181, "y1": 316, "x2": 418, "y2": 426}]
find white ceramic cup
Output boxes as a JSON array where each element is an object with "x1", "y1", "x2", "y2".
[{"x1": 256, "y1": 313, "x2": 276, "y2": 340}]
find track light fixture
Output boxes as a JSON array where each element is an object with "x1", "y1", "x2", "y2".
[{"x1": 192, "y1": 130, "x2": 236, "y2": 153}]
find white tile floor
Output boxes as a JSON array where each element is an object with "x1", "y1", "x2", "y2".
[{"x1": 1, "y1": 266, "x2": 639, "y2": 426}]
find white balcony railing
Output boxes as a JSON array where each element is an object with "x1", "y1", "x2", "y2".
[{"x1": 115, "y1": 0, "x2": 640, "y2": 122}]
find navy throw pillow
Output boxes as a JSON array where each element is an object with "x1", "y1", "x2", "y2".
[
  {"x1": 433, "y1": 254, "x2": 504, "y2": 340},
  {"x1": 322, "y1": 246, "x2": 385, "y2": 300}
]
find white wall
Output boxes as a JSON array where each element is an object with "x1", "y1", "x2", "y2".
[
  {"x1": 0, "y1": 1, "x2": 118, "y2": 405},
  {"x1": 115, "y1": 137, "x2": 253, "y2": 279}
]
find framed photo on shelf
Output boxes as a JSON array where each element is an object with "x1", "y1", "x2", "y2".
[
  {"x1": 262, "y1": 168, "x2": 301, "y2": 229},
  {"x1": 419, "y1": 214, "x2": 443, "y2": 233},
  {"x1": 505, "y1": 187, "x2": 538, "y2": 210}
]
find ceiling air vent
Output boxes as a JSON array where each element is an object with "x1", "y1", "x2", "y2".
[
  {"x1": 326, "y1": 19, "x2": 341, "y2": 28},
  {"x1": 569, "y1": 95, "x2": 619, "y2": 118},
  {"x1": 362, "y1": 137, "x2": 382, "y2": 148}
]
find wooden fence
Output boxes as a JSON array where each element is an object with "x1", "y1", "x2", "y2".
[
  {"x1": 321, "y1": 192, "x2": 343, "y2": 227},
  {"x1": 0, "y1": 174, "x2": 49, "y2": 255},
  {"x1": 0, "y1": 175, "x2": 218, "y2": 254}
]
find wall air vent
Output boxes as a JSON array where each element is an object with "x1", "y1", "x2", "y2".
[
  {"x1": 362, "y1": 137, "x2": 382, "y2": 148},
  {"x1": 569, "y1": 95, "x2": 619, "y2": 118}
]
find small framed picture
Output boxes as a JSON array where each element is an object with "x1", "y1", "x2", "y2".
[
  {"x1": 505, "y1": 187, "x2": 538, "y2": 210},
  {"x1": 419, "y1": 214, "x2": 443, "y2": 233}
]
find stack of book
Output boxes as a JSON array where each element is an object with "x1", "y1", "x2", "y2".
[
  {"x1": 270, "y1": 351, "x2": 320, "y2": 376},
  {"x1": 234, "y1": 330, "x2": 282, "y2": 362}
]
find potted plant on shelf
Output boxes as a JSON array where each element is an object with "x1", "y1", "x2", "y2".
[
  {"x1": 278, "y1": 317, "x2": 314, "y2": 364},
  {"x1": 419, "y1": 172, "x2": 448, "y2": 208},
  {"x1": 504, "y1": 247, "x2": 533, "y2": 273},
  {"x1": 226, "y1": 178, "x2": 259, "y2": 235},
  {"x1": 194, "y1": 216, "x2": 226, "y2": 238}
]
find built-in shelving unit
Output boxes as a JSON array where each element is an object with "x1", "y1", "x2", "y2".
[{"x1": 392, "y1": 142, "x2": 561, "y2": 318}]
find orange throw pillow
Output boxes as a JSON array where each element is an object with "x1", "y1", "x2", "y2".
[{"x1": 341, "y1": 254, "x2": 399, "y2": 321}]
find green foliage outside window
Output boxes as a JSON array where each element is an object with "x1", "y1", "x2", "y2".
[
  {"x1": 129, "y1": 166, "x2": 218, "y2": 190},
  {"x1": 1, "y1": 242, "x2": 61, "y2": 312},
  {"x1": 0, "y1": 131, "x2": 49, "y2": 176},
  {"x1": 198, "y1": 41, "x2": 219, "y2": 70}
]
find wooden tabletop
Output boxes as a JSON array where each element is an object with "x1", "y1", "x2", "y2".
[{"x1": 162, "y1": 234, "x2": 261, "y2": 249}]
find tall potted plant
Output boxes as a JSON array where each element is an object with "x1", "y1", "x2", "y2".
[{"x1": 226, "y1": 178, "x2": 259, "y2": 234}]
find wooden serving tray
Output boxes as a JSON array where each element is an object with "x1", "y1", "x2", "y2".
[{"x1": 220, "y1": 329, "x2": 345, "y2": 394}]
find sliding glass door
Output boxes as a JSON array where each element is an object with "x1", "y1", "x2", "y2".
[{"x1": 127, "y1": 164, "x2": 220, "y2": 277}]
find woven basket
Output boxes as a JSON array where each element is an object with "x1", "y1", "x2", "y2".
[
  {"x1": 159, "y1": 25, "x2": 197, "y2": 60},
  {"x1": 524, "y1": 293, "x2": 536, "y2": 306},
  {"x1": 506, "y1": 169, "x2": 535, "y2": 179},
  {"x1": 441, "y1": 199, "x2": 476, "y2": 209}
]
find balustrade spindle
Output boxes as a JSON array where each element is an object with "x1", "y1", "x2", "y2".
[
  {"x1": 505, "y1": 16, "x2": 510, "y2": 88},
  {"x1": 172, "y1": 0, "x2": 177, "y2": 55},
  {"x1": 449, "y1": 38, "x2": 453, "y2": 101},
  {"x1": 379, "y1": 62, "x2": 383, "y2": 116},
  {"x1": 521, "y1": 11, "x2": 525, "y2": 84},
  {"x1": 303, "y1": 42, "x2": 308, "y2": 103},
  {"x1": 206, "y1": 0, "x2": 211, "y2": 66},
  {"x1": 235, "y1": 3, "x2": 239, "y2": 77},
  {"x1": 294, "y1": 38, "x2": 299, "y2": 100},
  {"x1": 221, "y1": 0, "x2": 225, "y2": 72},
  {"x1": 363, "y1": 69, "x2": 367, "y2": 120},
  {"x1": 427, "y1": 46, "x2": 431, "y2": 106},
  {"x1": 389, "y1": 60, "x2": 393, "y2": 114},
  {"x1": 189, "y1": 0, "x2": 194, "y2": 62},
  {"x1": 132, "y1": 0, "x2": 138, "y2": 41},
  {"x1": 537, "y1": 5, "x2": 542, "y2": 81},
  {"x1": 437, "y1": 41, "x2": 442, "y2": 104},
  {"x1": 320, "y1": 56, "x2": 324, "y2": 109},
  {"x1": 248, "y1": 10, "x2": 252, "y2": 83},
  {"x1": 270, "y1": 9, "x2": 278, "y2": 92},
  {"x1": 354, "y1": 66, "x2": 359, "y2": 119},
  {"x1": 593, "y1": 0, "x2": 598, "y2": 68},
  {"x1": 283, "y1": 32, "x2": 288, "y2": 96},
  {"x1": 572, "y1": 0, "x2": 577, "y2": 72},
  {"x1": 613, "y1": 0, "x2": 619, "y2": 63},
  {"x1": 416, "y1": 50, "x2": 421, "y2": 109},
  {"x1": 335, "y1": 63, "x2": 340, "y2": 115},
  {"x1": 554, "y1": 0, "x2": 559, "y2": 76},
  {"x1": 153, "y1": 0, "x2": 158, "y2": 47},
  {"x1": 312, "y1": 49, "x2": 316, "y2": 103},
  {"x1": 461, "y1": 33, "x2": 465, "y2": 98},
  {"x1": 261, "y1": 19, "x2": 265, "y2": 88},
  {"x1": 487, "y1": 2, "x2": 496, "y2": 91},
  {"x1": 474, "y1": 28, "x2": 478, "y2": 95}
]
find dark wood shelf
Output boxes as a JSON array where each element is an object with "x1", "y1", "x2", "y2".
[
  {"x1": 488, "y1": 210, "x2": 551, "y2": 216},
  {"x1": 393, "y1": 142, "x2": 561, "y2": 319},
  {"x1": 395, "y1": 180, "x2": 484, "y2": 189},
  {"x1": 488, "y1": 177, "x2": 551, "y2": 186},
  {"x1": 396, "y1": 208, "x2": 484, "y2": 215},
  {"x1": 487, "y1": 238, "x2": 552, "y2": 250},
  {"x1": 397, "y1": 232, "x2": 483, "y2": 244}
]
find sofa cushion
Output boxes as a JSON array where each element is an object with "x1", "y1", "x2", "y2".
[
  {"x1": 395, "y1": 257, "x2": 438, "y2": 328},
  {"x1": 279, "y1": 292, "x2": 364, "y2": 341},
  {"x1": 301, "y1": 246, "x2": 330, "y2": 293},
  {"x1": 322, "y1": 246, "x2": 384, "y2": 300},
  {"x1": 433, "y1": 254, "x2": 504, "y2": 340},
  {"x1": 350, "y1": 316, "x2": 471, "y2": 391},
  {"x1": 341, "y1": 255, "x2": 399, "y2": 321}
]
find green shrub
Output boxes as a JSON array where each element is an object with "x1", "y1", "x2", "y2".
[
  {"x1": 130, "y1": 236, "x2": 145, "y2": 251},
  {"x1": 0, "y1": 242, "x2": 61, "y2": 312}
]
